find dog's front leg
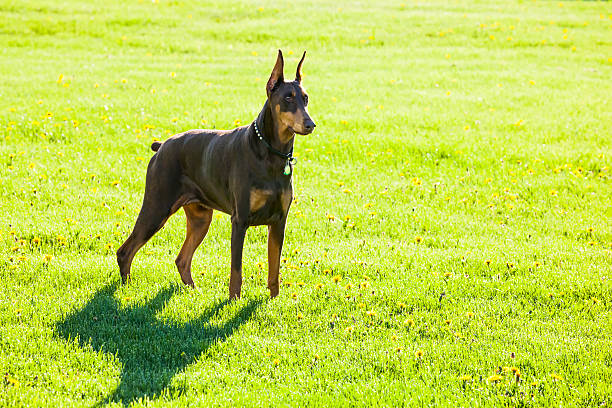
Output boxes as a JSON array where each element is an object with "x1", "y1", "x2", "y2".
[
  {"x1": 229, "y1": 219, "x2": 248, "y2": 299},
  {"x1": 267, "y1": 218, "x2": 287, "y2": 298}
]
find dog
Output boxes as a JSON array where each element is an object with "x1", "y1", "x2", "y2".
[{"x1": 117, "y1": 50, "x2": 315, "y2": 299}]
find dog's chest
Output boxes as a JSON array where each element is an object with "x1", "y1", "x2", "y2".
[{"x1": 248, "y1": 187, "x2": 292, "y2": 225}]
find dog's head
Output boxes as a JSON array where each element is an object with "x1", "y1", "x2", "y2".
[{"x1": 266, "y1": 50, "x2": 316, "y2": 136}]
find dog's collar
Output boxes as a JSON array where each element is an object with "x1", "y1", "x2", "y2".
[{"x1": 253, "y1": 121, "x2": 296, "y2": 175}]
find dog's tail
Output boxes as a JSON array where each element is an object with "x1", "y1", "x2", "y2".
[{"x1": 151, "y1": 141, "x2": 162, "y2": 152}]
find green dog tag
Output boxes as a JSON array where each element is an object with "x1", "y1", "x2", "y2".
[{"x1": 284, "y1": 161, "x2": 292, "y2": 175}]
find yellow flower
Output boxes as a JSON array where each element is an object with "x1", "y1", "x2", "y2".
[
  {"x1": 332, "y1": 276, "x2": 342, "y2": 283},
  {"x1": 5, "y1": 376, "x2": 19, "y2": 387},
  {"x1": 404, "y1": 318, "x2": 415, "y2": 327},
  {"x1": 273, "y1": 359, "x2": 280, "y2": 367},
  {"x1": 366, "y1": 310, "x2": 376, "y2": 317},
  {"x1": 414, "y1": 236, "x2": 423, "y2": 244},
  {"x1": 415, "y1": 349, "x2": 424, "y2": 358},
  {"x1": 111, "y1": 180, "x2": 120, "y2": 186},
  {"x1": 550, "y1": 373, "x2": 563, "y2": 381},
  {"x1": 345, "y1": 326, "x2": 354, "y2": 333},
  {"x1": 488, "y1": 374, "x2": 503, "y2": 382},
  {"x1": 296, "y1": 312, "x2": 303, "y2": 320},
  {"x1": 458, "y1": 375, "x2": 472, "y2": 382}
]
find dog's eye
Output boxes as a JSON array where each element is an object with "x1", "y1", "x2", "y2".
[{"x1": 284, "y1": 96, "x2": 294, "y2": 102}]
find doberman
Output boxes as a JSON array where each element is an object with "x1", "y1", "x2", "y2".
[{"x1": 117, "y1": 50, "x2": 315, "y2": 299}]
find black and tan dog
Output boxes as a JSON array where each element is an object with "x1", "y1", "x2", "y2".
[{"x1": 117, "y1": 50, "x2": 315, "y2": 299}]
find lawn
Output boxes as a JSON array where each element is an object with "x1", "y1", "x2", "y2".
[{"x1": 1, "y1": 0, "x2": 611, "y2": 406}]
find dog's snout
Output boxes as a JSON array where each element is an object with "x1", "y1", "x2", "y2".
[{"x1": 304, "y1": 119, "x2": 316, "y2": 132}]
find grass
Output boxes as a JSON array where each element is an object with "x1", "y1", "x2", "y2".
[{"x1": 1, "y1": 0, "x2": 611, "y2": 406}]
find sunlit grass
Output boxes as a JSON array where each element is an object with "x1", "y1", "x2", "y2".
[{"x1": 0, "y1": 0, "x2": 611, "y2": 406}]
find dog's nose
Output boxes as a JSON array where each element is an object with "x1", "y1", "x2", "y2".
[{"x1": 304, "y1": 120, "x2": 316, "y2": 132}]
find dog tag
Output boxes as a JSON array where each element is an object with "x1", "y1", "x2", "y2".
[{"x1": 284, "y1": 161, "x2": 292, "y2": 176}]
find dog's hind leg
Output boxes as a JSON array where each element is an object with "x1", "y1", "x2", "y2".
[
  {"x1": 117, "y1": 157, "x2": 183, "y2": 284},
  {"x1": 175, "y1": 203, "x2": 213, "y2": 286}
]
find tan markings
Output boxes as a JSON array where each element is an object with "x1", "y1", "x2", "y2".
[
  {"x1": 281, "y1": 189, "x2": 293, "y2": 213},
  {"x1": 276, "y1": 104, "x2": 305, "y2": 138},
  {"x1": 250, "y1": 189, "x2": 273, "y2": 212},
  {"x1": 291, "y1": 110, "x2": 305, "y2": 134}
]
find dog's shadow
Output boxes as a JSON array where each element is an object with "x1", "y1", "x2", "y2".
[{"x1": 56, "y1": 282, "x2": 259, "y2": 406}]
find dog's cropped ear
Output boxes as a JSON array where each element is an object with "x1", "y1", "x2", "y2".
[
  {"x1": 266, "y1": 50, "x2": 284, "y2": 97},
  {"x1": 295, "y1": 51, "x2": 306, "y2": 83}
]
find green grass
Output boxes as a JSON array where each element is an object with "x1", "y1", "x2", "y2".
[{"x1": 1, "y1": 0, "x2": 611, "y2": 406}]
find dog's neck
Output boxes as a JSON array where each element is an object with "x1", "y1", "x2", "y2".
[{"x1": 255, "y1": 100, "x2": 295, "y2": 155}]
